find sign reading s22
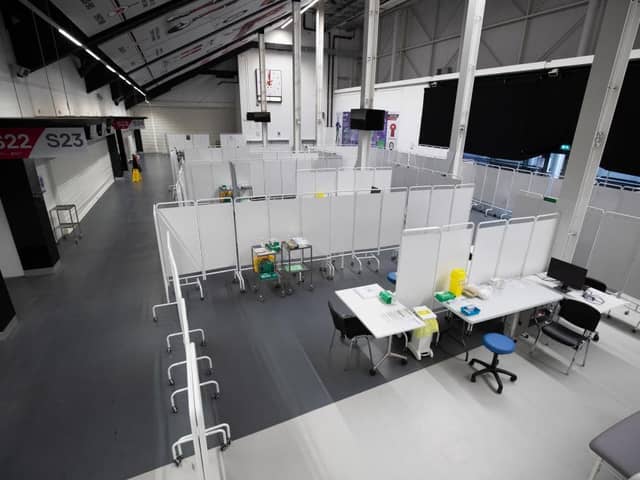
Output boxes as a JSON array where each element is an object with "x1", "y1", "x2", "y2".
[{"x1": 0, "y1": 128, "x2": 88, "y2": 159}]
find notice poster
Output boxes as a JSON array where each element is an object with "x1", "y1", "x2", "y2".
[
  {"x1": 340, "y1": 111, "x2": 399, "y2": 148},
  {"x1": 0, "y1": 128, "x2": 88, "y2": 159},
  {"x1": 385, "y1": 113, "x2": 400, "y2": 150},
  {"x1": 340, "y1": 112, "x2": 359, "y2": 145}
]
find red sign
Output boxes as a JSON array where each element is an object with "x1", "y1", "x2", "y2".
[
  {"x1": 0, "y1": 127, "x2": 87, "y2": 159},
  {"x1": 112, "y1": 119, "x2": 145, "y2": 131}
]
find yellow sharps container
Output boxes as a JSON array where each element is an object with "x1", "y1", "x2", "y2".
[{"x1": 449, "y1": 268, "x2": 466, "y2": 297}]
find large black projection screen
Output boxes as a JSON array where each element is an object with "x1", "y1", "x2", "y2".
[{"x1": 419, "y1": 61, "x2": 639, "y2": 176}]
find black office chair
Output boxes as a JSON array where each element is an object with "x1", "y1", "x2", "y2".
[
  {"x1": 584, "y1": 277, "x2": 607, "y2": 293},
  {"x1": 328, "y1": 301, "x2": 374, "y2": 371},
  {"x1": 530, "y1": 299, "x2": 600, "y2": 375}
]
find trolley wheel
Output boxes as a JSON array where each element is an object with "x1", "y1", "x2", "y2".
[
  {"x1": 171, "y1": 406, "x2": 178, "y2": 414},
  {"x1": 401, "y1": 358, "x2": 408, "y2": 365},
  {"x1": 632, "y1": 328, "x2": 637, "y2": 334},
  {"x1": 280, "y1": 290, "x2": 286, "y2": 298},
  {"x1": 221, "y1": 442, "x2": 230, "y2": 452},
  {"x1": 252, "y1": 285, "x2": 258, "y2": 293},
  {"x1": 286, "y1": 287, "x2": 294, "y2": 295},
  {"x1": 369, "y1": 368, "x2": 377, "y2": 376},
  {"x1": 309, "y1": 284, "x2": 314, "y2": 291},
  {"x1": 350, "y1": 261, "x2": 354, "y2": 266},
  {"x1": 470, "y1": 376, "x2": 476, "y2": 383},
  {"x1": 213, "y1": 393, "x2": 220, "y2": 400},
  {"x1": 153, "y1": 316, "x2": 157, "y2": 323},
  {"x1": 327, "y1": 276, "x2": 334, "y2": 280},
  {"x1": 232, "y1": 276, "x2": 238, "y2": 284},
  {"x1": 167, "y1": 347, "x2": 172, "y2": 354},
  {"x1": 257, "y1": 295, "x2": 264, "y2": 303},
  {"x1": 174, "y1": 456, "x2": 183, "y2": 466},
  {"x1": 74, "y1": 239, "x2": 79, "y2": 245},
  {"x1": 240, "y1": 288, "x2": 246, "y2": 294},
  {"x1": 593, "y1": 333, "x2": 600, "y2": 342},
  {"x1": 367, "y1": 260, "x2": 371, "y2": 265},
  {"x1": 510, "y1": 375, "x2": 518, "y2": 382},
  {"x1": 168, "y1": 379, "x2": 175, "y2": 386},
  {"x1": 207, "y1": 369, "x2": 212, "y2": 376},
  {"x1": 200, "y1": 340, "x2": 206, "y2": 347}
]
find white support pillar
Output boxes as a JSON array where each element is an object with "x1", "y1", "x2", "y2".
[
  {"x1": 315, "y1": 1, "x2": 325, "y2": 147},
  {"x1": 258, "y1": 32, "x2": 269, "y2": 149},
  {"x1": 446, "y1": 0, "x2": 485, "y2": 178},
  {"x1": 292, "y1": 0, "x2": 302, "y2": 152},
  {"x1": 553, "y1": 0, "x2": 640, "y2": 260},
  {"x1": 577, "y1": 0, "x2": 601, "y2": 56},
  {"x1": 356, "y1": 0, "x2": 380, "y2": 169}
]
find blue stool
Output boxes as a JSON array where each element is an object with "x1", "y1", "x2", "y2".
[
  {"x1": 469, "y1": 333, "x2": 517, "y2": 394},
  {"x1": 386, "y1": 271, "x2": 397, "y2": 285}
]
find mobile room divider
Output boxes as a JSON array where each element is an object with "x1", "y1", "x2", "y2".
[
  {"x1": 152, "y1": 183, "x2": 475, "y2": 304},
  {"x1": 163, "y1": 234, "x2": 230, "y2": 479},
  {"x1": 395, "y1": 213, "x2": 560, "y2": 311}
]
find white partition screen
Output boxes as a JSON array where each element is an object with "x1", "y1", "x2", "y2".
[
  {"x1": 395, "y1": 228, "x2": 441, "y2": 309},
  {"x1": 337, "y1": 168, "x2": 355, "y2": 192},
  {"x1": 316, "y1": 169, "x2": 337, "y2": 193},
  {"x1": 331, "y1": 194, "x2": 355, "y2": 254},
  {"x1": 269, "y1": 197, "x2": 301, "y2": 240},
  {"x1": 157, "y1": 203, "x2": 202, "y2": 276},
  {"x1": 301, "y1": 195, "x2": 332, "y2": 258},
  {"x1": 197, "y1": 200, "x2": 237, "y2": 271},
  {"x1": 588, "y1": 212, "x2": 640, "y2": 292},
  {"x1": 495, "y1": 217, "x2": 535, "y2": 279},
  {"x1": 522, "y1": 214, "x2": 558, "y2": 276},
  {"x1": 353, "y1": 192, "x2": 382, "y2": 252},
  {"x1": 481, "y1": 166, "x2": 499, "y2": 204},
  {"x1": 234, "y1": 198, "x2": 269, "y2": 266},
  {"x1": 468, "y1": 220, "x2": 506, "y2": 285},
  {"x1": 494, "y1": 168, "x2": 514, "y2": 209},
  {"x1": 618, "y1": 189, "x2": 640, "y2": 216},
  {"x1": 434, "y1": 223, "x2": 474, "y2": 292},
  {"x1": 450, "y1": 184, "x2": 474, "y2": 224},
  {"x1": 297, "y1": 170, "x2": 315, "y2": 194},
  {"x1": 354, "y1": 169, "x2": 375, "y2": 191},
  {"x1": 406, "y1": 187, "x2": 431, "y2": 228},
  {"x1": 379, "y1": 188, "x2": 408, "y2": 249},
  {"x1": 428, "y1": 186, "x2": 454, "y2": 226}
]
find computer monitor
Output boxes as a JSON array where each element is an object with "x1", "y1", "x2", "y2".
[{"x1": 547, "y1": 257, "x2": 587, "y2": 291}]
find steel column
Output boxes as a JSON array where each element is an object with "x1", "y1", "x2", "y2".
[
  {"x1": 356, "y1": 0, "x2": 380, "y2": 169},
  {"x1": 446, "y1": 0, "x2": 485, "y2": 178},
  {"x1": 315, "y1": 2, "x2": 325, "y2": 146},
  {"x1": 390, "y1": 10, "x2": 400, "y2": 81},
  {"x1": 258, "y1": 33, "x2": 269, "y2": 148},
  {"x1": 577, "y1": 0, "x2": 601, "y2": 56},
  {"x1": 292, "y1": 0, "x2": 302, "y2": 152},
  {"x1": 553, "y1": 0, "x2": 640, "y2": 260}
]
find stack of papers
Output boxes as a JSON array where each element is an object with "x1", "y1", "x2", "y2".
[{"x1": 354, "y1": 284, "x2": 382, "y2": 299}]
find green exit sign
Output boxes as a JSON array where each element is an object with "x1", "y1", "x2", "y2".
[{"x1": 560, "y1": 144, "x2": 571, "y2": 151}]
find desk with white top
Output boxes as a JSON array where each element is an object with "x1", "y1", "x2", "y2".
[
  {"x1": 527, "y1": 275, "x2": 629, "y2": 314},
  {"x1": 336, "y1": 283, "x2": 424, "y2": 375},
  {"x1": 436, "y1": 278, "x2": 564, "y2": 339}
]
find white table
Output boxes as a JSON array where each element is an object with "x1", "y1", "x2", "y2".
[
  {"x1": 437, "y1": 278, "x2": 563, "y2": 339},
  {"x1": 336, "y1": 284, "x2": 424, "y2": 374},
  {"x1": 527, "y1": 275, "x2": 629, "y2": 314}
]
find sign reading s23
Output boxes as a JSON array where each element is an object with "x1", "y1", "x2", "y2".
[{"x1": 0, "y1": 128, "x2": 88, "y2": 159}]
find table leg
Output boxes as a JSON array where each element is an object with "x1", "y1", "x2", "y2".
[{"x1": 370, "y1": 335, "x2": 408, "y2": 375}]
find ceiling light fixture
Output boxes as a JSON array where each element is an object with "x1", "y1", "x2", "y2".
[
  {"x1": 280, "y1": 0, "x2": 319, "y2": 29},
  {"x1": 105, "y1": 64, "x2": 116, "y2": 73},
  {"x1": 58, "y1": 28, "x2": 82, "y2": 47},
  {"x1": 84, "y1": 48, "x2": 101, "y2": 61}
]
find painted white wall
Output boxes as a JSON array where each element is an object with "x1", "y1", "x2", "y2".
[
  {"x1": 0, "y1": 11, "x2": 124, "y2": 274},
  {"x1": 237, "y1": 28, "x2": 359, "y2": 144},
  {"x1": 130, "y1": 74, "x2": 239, "y2": 153},
  {"x1": 0, "y1": 25, "x2": 126, "y2": 117}
]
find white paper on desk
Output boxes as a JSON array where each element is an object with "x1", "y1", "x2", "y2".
[
  {"x1": 385, "y1": 308, "x2": 423, "y2": 326},
  {"x1": 354, "y1": 284, "x2": 382, "y2": 299}
]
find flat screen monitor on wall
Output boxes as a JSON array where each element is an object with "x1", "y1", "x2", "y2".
[{"x1": 350, "y1": 109, "x2": 386, "y2": 130}]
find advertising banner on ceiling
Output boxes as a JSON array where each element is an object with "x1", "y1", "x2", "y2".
[{"x1": 0, "y1": 128, "x2": 88, "y2": 159}]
